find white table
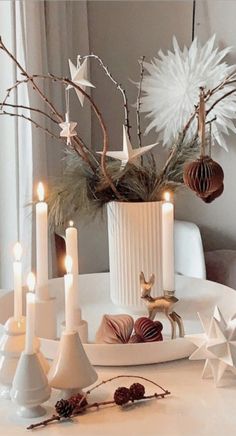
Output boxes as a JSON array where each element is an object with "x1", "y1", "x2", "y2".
[{"x1": 0, "y1": 273, "x2": 236, "y2": 435}]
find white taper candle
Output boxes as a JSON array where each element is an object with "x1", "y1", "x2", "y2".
[
  {"x1": 64, "y1": 255, "x2": 75, "y2": 333},
  {"x1": 25, "y1": 273, "x2": 36, "y2": 355},
  {"x1": 36, "y1": 182, "x2": 49, "y2": 300},
  {"x1": 66, "y1": 220, "x2": 79, "y2": 307},
  {"x1": 13, "y1": 242, "x2": 23, "y2": 320},
  {"x1": 162, "y1": 192, "x2": 175, "y2": 292}
]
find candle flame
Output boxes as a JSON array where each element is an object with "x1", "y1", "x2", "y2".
[
  {"x1": 69, "y1": 220, "x2": 74, "y2": 227},
  {"x1": 13, "y1": 242, "x2": 22, "y2": 261},
  {"x1": 37, "y1": 182, "x2": 45, "y2": 202},
  {"x1": 65, "y1": 255, "x2": 73, "y2": 274},
  {"x1": 164, "y1": 191, "x2": 171, "y2": 202},
  {"x1": 27, "y1": 272, "x2": 36, "y2": 292}
]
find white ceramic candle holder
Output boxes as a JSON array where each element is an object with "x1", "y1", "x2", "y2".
[
  {"x1": 0, "y1": 317, "x2": 50, "y2": 400},
  {"x1": 0, "y1": 317, "x2": 26, "y2": 399},
  {"x1": 48, "y1": 330, "x2": 97, "y2": 399},
  {"x1": 11, "y1": 351, "x2": 51, "y2": 418},
  {"x1": 35, "y1": 297, "x2": 57, "y2": 339}
]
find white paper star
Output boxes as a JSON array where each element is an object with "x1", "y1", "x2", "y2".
[
  {"x1": 59, "y1": 113, "x2": 77, "y2": 145},
  {"x1": 67, "y1": 58, "x2": 95, "y2": 106},
  {"x1": 97, "y1": 125, "x2": 158, "y2": 167},
  {"x1": 186, "y1": 306, "x2": 236, "y2": 386}
]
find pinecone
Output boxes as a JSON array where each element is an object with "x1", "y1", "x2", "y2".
[
  {"x1": 114, "y1": 387, "x2": 131, "y2": 405},
  {"x1": 68, "y1": 393, "x2": 88, "y2": 410},
  {"x1": 130, "y1": 383, "x2": 145, "y2": 400},
  {"x1": 55, "y1": 399, "x2": 74, "y2": 418}
]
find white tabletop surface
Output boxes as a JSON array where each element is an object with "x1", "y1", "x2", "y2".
[{"x1": 1, "y1": 273, "x2": 236, "y2": 435}]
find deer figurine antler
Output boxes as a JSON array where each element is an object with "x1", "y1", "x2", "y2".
[{"x1": 140, "y1": 272, "x2": 185, "y2": 339}]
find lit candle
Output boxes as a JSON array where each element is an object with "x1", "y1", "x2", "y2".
[
  {"x1": 13, "y1": 242, "x2": 23, "y2": 321},
  {"x1": 64, "y1": 255, "x2": 75, "y2": 333},
  {"x1": 66, "y1": 221, "x2": 79, "y2": 307},
  {"x1": 162, "y1": 192, "x2": 175, "y2": 292},
  {"x1": 25, "y1": 273, "x2": 36, "y2": 355},
  {"x1": 65, "y1": 221, "x2": 78, "y2": 275},
  {"x1": 36, "y1": 182, "x2": 49, "y2": 300}
]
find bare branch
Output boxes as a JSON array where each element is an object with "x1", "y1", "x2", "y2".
[
  {"x1": 0, "y1": 102, "x2": 58, "y2": 124},
  {"x1": 136, "y1": 56, "x2": 145, "y2": 148},
  {"x1": 82, "y1": 53, "x2": 131, "y2": 139}
]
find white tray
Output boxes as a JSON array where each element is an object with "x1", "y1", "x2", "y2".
[{"x1": 1, "y1": 273, "x2": 236, "y2": 366}]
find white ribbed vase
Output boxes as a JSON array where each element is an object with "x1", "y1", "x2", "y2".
[{"x1": 107, "y1": 201, "x2": 163, "y2": 311}]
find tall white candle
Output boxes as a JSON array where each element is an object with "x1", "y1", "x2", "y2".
[
  {"x1": 36, "y1": 182, "x2": 49, "y2": 300},
  {"x1": 65, "y1": 221, "x2": 78, "y2": 274},
  {"x1": 13, "y1": 242, "x2": 23, "y2": 321},
  {"x1": 64, "y1": 255, "x2": 75, "y2": 333},
  {"x1": 66, "y1": 220, "x2": 79, "y2": 307},
  {"x1": 162, "y1": 192, "x2": 175, "y2": 292},
  {"x1": 25, "y1": 273, "x2": 36, "y2": 355}
]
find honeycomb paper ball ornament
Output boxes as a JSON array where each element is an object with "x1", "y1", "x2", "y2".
[
  {"x1": 183, "y1": 155, "x2": 224, "y2": 201},
  {"x1": 134, "y1": 317, "x2": 163, "y2": 342},
  {"x1": 203, "y1": 183, "x2": 224, "y2": 204}
]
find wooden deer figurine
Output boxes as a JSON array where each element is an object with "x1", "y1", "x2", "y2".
[{"x1": 140, "y1": 272, "x2": 185, "y2": 339}]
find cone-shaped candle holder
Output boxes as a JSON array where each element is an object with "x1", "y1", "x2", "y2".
[
  {"x1": 48, "y1": 330, "x2": 98, "y2": 399},
  {"x1": 11, "y1": 352, "x2": 51, "y2": 418},
  {"x1": 0, "y1": 317, "x2": 26, "y2": 399}
]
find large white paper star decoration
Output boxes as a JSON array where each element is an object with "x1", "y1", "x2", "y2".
[
  {"x1": 59, "y1": 112, "x2": 77, "y2": 145},
  {"x1": 97, "y1": 125, "x2": 158, "y2": 167},
  {"x1": 186, "y1": 306, "x2": 236, "y2": 386},
  {"x1": 67, "y1": 57, "x2": 95, "y2": 106}
]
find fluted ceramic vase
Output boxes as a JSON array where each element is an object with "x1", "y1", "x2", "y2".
[{"x1": 107, "y1": 201, "x2": 163, "y2": 311}]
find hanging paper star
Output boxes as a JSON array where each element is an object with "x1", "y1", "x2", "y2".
[
  {"x1": 59, "y1": 113, "x2": 77, "y2": 145},
  {"x1": 97, "y1": 125, "x2": 158, "y2": 167},
  {"x1": 67, "y1": 58, "x2": 95, "y2": 106},
  {"x1": 186, "y1": 307, "x2": 236, "y2": 386}
]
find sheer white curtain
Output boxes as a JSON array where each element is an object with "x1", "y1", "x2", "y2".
[{"x1": 0, "y1": 0, "x2": 90, "y2": 289}]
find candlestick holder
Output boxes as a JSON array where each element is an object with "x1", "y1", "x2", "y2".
[
  {"x1": 48, "y1": 330, "x2": 97, "y2": 399},
  {"x1": 0, "y1": 317, "x2": 25, "y2": 399},
  {"x1": 35, "y1": 297, "x2": 57, "y2": 339},
  {"x1": 11, "y1": 351, "x2": 51, "y2": 418}
]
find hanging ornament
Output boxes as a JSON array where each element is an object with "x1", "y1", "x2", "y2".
[
  {"x1": 183, "y1": 88, "x2": 224, "y2": 202},
  {"x1": 67, "y1": 57, "x2": 95, "y2": 107},
  {"x1": 59, "y1": 89, "x2": 77, "y2": 145},
  {"x1": 97, "y1": 125, "x2": 158, "y2": 168}
]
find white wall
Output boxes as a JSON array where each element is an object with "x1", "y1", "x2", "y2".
[{"x1": 87, "y1": 0, "x2": 236, "y2": 259}]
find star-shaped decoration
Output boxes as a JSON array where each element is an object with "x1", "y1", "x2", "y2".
[
  {"x1": 67, "y1": 58, "x2": 95, "y2": 106},
  {"x1": 97, "y1": 125, "x2": 158, "y2": 167},
  {"x1": 186, "y1": 306, "x2": 236, "y2": 386},
  {"x1": 59, "y1": 112, "x2": 77, "y2": 145}
]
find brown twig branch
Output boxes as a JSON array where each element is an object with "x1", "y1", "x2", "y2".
[
  {"x1": 32, "y1": 73, "x2": 123, "y2": 200},
  {"x1": 26, "y1": 392, "x2": 170, "y2": 430},
  {"x1": 136, "y1": 56, "x2": 145, "y2": 148},
  {"x1": 82, "y1": 53, "x2": 131, "y2": 139},
  {"x1": 0, "y1": 110, "x2": 62, "y2": 141},
  {"x1": 0, "y1": 37, "x2": 97, "y2": 173},
  {"x1": 0, "y1": 102, "x2": 58, "y2": 124}
]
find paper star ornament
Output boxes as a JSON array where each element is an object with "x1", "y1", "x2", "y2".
[
  {"x1": 186, "y1": 307, "x2": 236, "y2": 386},
  {"x1": 98, "y1": 125, "x2": 158, "y2": 167},
  {"x1": 59, "y1": 113, "x2": 77, "y2": 145},
  {"x1": 67, "y1": 58, "x2": 95, "y2": 106}
]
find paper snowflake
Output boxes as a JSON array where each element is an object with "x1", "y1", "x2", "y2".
[{"x1": 141, "y1": 35, "x2": 236, "y2": 150}]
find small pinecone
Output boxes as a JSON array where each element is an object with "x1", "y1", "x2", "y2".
[
  {"x1": 114, "y1": 387, "x2": 131, "y2": 405},
  {"x1": 68, "y1": 393, "x2": 88, "y2": 410},
  {"x1": 55, "y1": 399, "x2": 74, "y2": 418},
  {"x1": 129, "y1": 383, "x2": 145, "y2": 400}
]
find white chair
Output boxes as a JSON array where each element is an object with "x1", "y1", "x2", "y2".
[{"x1": 174, "y1": 220, "x2": 206, "y2": 279}]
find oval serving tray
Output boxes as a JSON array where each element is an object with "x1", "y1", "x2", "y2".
[{"x1": 40, "y1": 273, "x2": 236, "y2": 366}]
